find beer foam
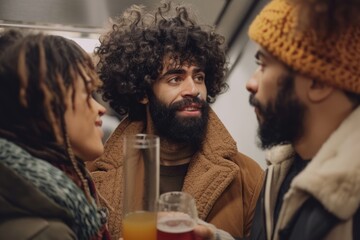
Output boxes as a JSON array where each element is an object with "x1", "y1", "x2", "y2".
[{"x1": 157, "y1": 214, "x2": 195, "y2": 233}]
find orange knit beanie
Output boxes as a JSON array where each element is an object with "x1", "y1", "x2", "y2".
[{"x1": 248, "y1": 0, "x2": 360, "y2": 94}]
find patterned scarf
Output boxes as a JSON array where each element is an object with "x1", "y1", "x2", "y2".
[{"x1": 0, "y1": 138, "x2": 107, "y2": 239}]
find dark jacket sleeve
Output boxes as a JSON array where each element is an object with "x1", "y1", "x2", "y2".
[
  {"x1": 278, "y1": 198, "x2": 340, "y2": 240},
  {"x1": 0, "y1": 217, "x2": 76, "y2": 240}
]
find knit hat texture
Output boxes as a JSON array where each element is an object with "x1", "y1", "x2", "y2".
[{"x1": 248, "y1": 0, "x2": 360, "y2": 94}]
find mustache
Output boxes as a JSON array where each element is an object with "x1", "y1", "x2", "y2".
[
  {"x1": 249, "y1": 94, "x2": 260, "y2": 108},
  {"x1": 249, "y1": 94, "x2": 265, "y2": 115},
  {"x1": 170, "y1": 97, "x2": 206, "y2": 110}
]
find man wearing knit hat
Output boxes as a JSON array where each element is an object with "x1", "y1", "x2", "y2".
[{"x1": 246, "y1": 0, "x2": 360, "y2": 239}]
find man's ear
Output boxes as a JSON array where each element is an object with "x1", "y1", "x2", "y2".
[
  {"x1": 307, "y1": 80, "x2": 334, "y2": 103},
  {"x1": 139, "y1": 96, "x2": 149, "y2": 104}
]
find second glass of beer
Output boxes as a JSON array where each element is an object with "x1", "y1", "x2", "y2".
[
  {"x1": 157, "y1": 191, "x2": 199, "y2": 240},
  {"x1": 122, "y1": 134, "x2": 160, "y2": 240}
]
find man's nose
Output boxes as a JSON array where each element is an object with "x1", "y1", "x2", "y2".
[
  {"x1": 181, "y1": 77, "x2": 200, "y2": 97},
  {"x1": 246, "y1": 74, "x2": 259, "y2": 94}
]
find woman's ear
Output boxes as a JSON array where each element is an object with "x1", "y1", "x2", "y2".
[
  {"x1": 307, "y1": 80, "x2": 334, "y2": 103},
  {"x1": 139, "y1": 96, "x2": 149, "y2": 104}
]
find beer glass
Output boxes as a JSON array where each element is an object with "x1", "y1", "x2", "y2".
[
  {"x1": 122, "y1": 134, "x2": 160, "y2": 240},
  {"x1": 157, "y1": 191, "x2": 198, "y2": 240}
]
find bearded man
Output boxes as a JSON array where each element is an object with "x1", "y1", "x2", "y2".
[
  {"x1": 88, "y1": 3, "x2": 264, "y2": 240},
  {"x1": 246, "y1": 0, "x2": 360, "y2": 239}
]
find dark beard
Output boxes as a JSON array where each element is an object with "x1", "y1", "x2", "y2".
[
  {"x1": 249, "y1": 74, "x2": 306, "y2": 150},
  {"x1": 148, "y1": 94, "x2": 209, "y2": 147}
]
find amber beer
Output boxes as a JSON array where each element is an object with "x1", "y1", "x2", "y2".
[
  {"x1": 157, "y1": 214, "x2": 196, "y2": 240},
  {"x1": 123, "y1": 134, "x2": 159, "y2": 240},
  {"x1": 123, "y1": 211, "x2": 157, "y2": 240}
]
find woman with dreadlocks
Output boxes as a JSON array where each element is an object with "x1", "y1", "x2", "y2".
[{"x1": 0, "y1": 29, "x2": 110, "y2": 240}]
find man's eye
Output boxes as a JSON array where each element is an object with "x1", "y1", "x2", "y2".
[
  {"x1": 194, "y1": 74, "x2": 205, "y2": 82},
  {"x1": 168, "y1": 76, "x2": 181, "y2": 83},
  {"x1": 255, "y1": 60, "x2": 264, "y2": 66},
  {"x1": 255, "y1": 60, "x2": 265, "y2": 71}
]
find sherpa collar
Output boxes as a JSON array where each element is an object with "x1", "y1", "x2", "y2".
[{"x1": 266, "y1": 106, "x2": 360, "y2": 220}]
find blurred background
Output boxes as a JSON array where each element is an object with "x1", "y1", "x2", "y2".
[{"x1": 0, "y1": 0, "x2": 268, "y2": 168}]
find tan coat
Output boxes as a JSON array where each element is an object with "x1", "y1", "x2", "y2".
[
  {"x1": 262, "y1": 106, "x2": 360, "y2": 240},
  {"x1": 89, "y1": 109, "x2": 264, "y2": 239}
]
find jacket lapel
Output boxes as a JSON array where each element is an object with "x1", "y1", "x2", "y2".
[
  {"x1": 182, "y1": 109, "x2": 240, "y2": 219},
  {"x1": 264, "y1": 145, "x2": 294, "y2": 240}
]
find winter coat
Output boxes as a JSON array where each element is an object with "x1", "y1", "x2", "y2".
[
  {"x1": 89, "y1": 108, "x2": 264, "y2": 240},
  {"x1": 0, "y1": 138, "x2": 109, "y2": 240},
  {"x1": 250, "y1": 106, "x2": 360, "y2": 240}
]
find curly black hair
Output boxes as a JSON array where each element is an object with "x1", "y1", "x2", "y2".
[{"x1": 95, "y1": 2, "x2": 228, "y2": 121}]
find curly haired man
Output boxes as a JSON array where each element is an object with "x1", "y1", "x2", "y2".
[{"x1": 88, "y1": 3, "x2": 264, "y2": 239}]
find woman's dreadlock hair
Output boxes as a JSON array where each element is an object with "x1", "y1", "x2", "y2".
[
  {"x1": 0, "y1": 29, "x2": 24, "y2": 58},
  {"x1": 95, "y1": 2, "x2": 228, "y2": 121},
  {"x1": 0, "y1": 29, "x2": 101, "y2": 201},
  {"x1": 290, "y1": 0, "x2": 360, "y2": 37}
]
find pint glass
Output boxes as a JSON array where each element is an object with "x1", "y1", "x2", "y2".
[{"x1": 122, "y1": 134, "x2": 160, "y2": 240}]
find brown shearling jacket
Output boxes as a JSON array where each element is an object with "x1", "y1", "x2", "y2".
[{"x1": 89, "y1": 108, "x2": 264, "y2": 240}]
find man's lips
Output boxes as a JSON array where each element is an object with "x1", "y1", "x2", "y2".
[
  {"x1": 180, "y1": 107, "x2": 200, "y2": 111},
  {"x1": 176, "y1": 104, "x2": 202, "y2": 117},
  {"x1": 178, "y1": 103, "x2": 202, "y2": 111}
]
